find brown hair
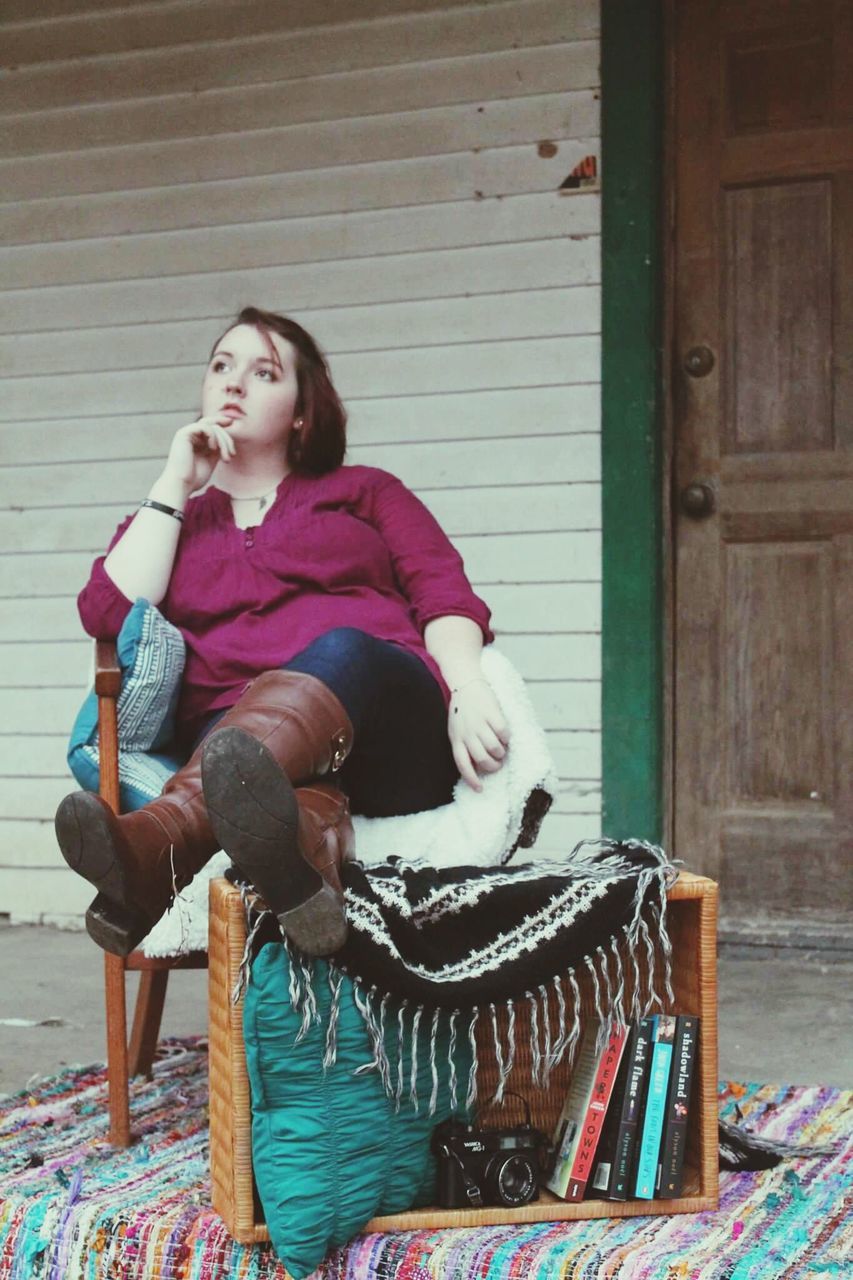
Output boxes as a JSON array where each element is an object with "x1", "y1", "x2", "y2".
[{"x1": 208, "y1": 306, "x2": 347, "y2": 474}]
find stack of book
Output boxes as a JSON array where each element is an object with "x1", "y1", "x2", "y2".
[{"x1": 546, "y1": 1013, "x2": 700, "y2": 1203}]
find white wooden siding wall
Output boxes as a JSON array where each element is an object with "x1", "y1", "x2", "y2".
[{"x1": 0, "y1": 0, "x2": 602, "y2": 926}]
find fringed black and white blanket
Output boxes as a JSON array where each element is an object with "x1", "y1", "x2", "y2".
[
  {"x1": 232, "y1": 837, "x2": 678, "y2": 1113},
  {"x1": 337, "y1": 838, "x2": 676, "y2": 1012}
]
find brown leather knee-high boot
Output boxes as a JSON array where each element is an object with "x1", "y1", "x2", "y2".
[
  {"x1": 54, "y1": 670, "x2": 353, "y2": 956},
  {"x1": 265, "y1": 781, "x2": 355, "y2": 956},
  {"x1": 201, "y1": 709, "x2": 358, "y2": 958}
]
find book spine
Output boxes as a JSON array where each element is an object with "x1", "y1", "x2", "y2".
[
  {"x1": 606, "y1": 1016, "x2": 655, "y2": 1201},
  {"x1": 633, "y1": 1015, "x2": 677, "y2": 1199},
  {"x1": 565, "y1": 1025, "x2": 628, "y2": 1201},
  {"x1": 588, "y1": 1025, "x2": 635, "y2": 1197},
  {"x1": 545, "y1": 1025, "x2": 602, "y2": 1198},
  {"x1": 656, "y1": 1015, "x2": 700, "y2": 1198}
]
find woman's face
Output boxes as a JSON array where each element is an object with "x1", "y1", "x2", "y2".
[{"x1": 201, "y1": 323, "x2": 300, "y2": 453}]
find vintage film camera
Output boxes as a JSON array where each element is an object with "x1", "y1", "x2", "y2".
[{"x1": 432, "y1": 1094, "x2": 552, "y2": 1210}]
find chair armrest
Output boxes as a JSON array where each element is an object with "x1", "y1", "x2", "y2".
[
  {"x1": 95, "y1": 640, "x2": 121, "y2": 697},
  {"x1": 94, "y1": 640, "x2": 121, "y2": 812}
]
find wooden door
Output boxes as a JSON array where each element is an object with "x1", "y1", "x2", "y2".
[{"x1": 670, "y1": 0, "x2": 853, "y2": 937}]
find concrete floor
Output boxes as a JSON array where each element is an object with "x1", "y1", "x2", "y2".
[{"x1": 0, "y1": 924, "x2": 851, "y2": 1099}]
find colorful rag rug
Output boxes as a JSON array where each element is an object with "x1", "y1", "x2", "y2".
[{"x1": 0, "y1": 1038, "x2": 849, "y2": 1280}]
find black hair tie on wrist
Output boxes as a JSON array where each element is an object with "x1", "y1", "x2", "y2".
[{"x1": 139, "y1": 498, "x2": 185, "y2": 522}]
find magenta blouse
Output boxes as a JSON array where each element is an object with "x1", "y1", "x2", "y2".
[{"x1": 78, "y1": 464, "x2": 494, "y2": 747}]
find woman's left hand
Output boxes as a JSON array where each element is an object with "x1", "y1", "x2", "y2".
[{"x1": 448, "y1": 679, "x2": 510, "y2": 791}]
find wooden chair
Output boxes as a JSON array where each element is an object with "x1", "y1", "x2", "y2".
[{"x1": 94, "y1": 639, "x2": 208, "y2": 1147}]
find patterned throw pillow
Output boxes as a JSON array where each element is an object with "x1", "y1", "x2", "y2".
[{"x1": 66, "y1": 600, "x2": 186, "y2": 811}]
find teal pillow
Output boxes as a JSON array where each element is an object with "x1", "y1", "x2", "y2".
[
  {"x1": 67, "y1": 599, "x2": 185, "y2": 811},
  {"x1": 243, "y1": 941, "x2": 472, "y2": 1279}
]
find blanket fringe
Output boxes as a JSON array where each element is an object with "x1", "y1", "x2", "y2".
[
  {"x1": 447, "y1": 1010, "x2": 459, "y2": 1111},
  {"x1": 230, "y1": 883, "x2": 270, "y2": 1007},
  {"x1": 548, "y1": 977, "x2": 566, "y2": 1074},
  {"x1": 429, "y1": 1007, "x2": 441, "y2": 1116},
  {"x1": 490, "y1": 1004, "x2": 507, "y2": 1104},
  {"x1": 322, "y1": 967, "x2": 345, "y2": 1070},
  {"x1": 610, "y1": 936, "x2": 626, "y2": 1028},
  {"x1": 231, "y1": 837, "x2": 679, "y2": 1115},
  {"x1": 295, "y1": 955, "x2": 319, "y2": 1041},
  {"x1": 565, "y1": 969, "x2": 582, "y2": 1069},
  {"x1": 465, "y1": 1008, "x2": 479, "y2": 1112},
  {"x1": 529, "y1": 991, "x2": 542, "y2": 1087},
  {"x1": 539, "y1": 985, "x2": 553, "y2": 1087},
  {"x1": 394, "y1": 1001, "x2": 408, "y2": 1111},
  {"x1": 409, "y1": 1004, "x2": 423, "y2": 1112},
  {"x1": 627, "y1": 924, "x2": 642, "y2": 1024}
]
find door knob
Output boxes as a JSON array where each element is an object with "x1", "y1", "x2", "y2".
[
  {"x1": 680, "y1": 482, "x2": 716, "y2": 519},
  {"x1": 683, "y1": 346, "x2": 715, "y2": 377}
]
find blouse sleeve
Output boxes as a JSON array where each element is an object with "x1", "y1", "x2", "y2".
[
  {"x1": 76, "y1": 513, "x2": 137, "y2": 640},
  {"x1": 369, "y1": 469, "x2": 494, "y2": 642}
]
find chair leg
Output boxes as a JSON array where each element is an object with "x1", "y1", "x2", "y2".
[
  {"x1": 104, "y1": 953, "x2": 131, "y2": 1147},
  {"x1": 129, "y1": 970, "x2": 169, "y2": 1078}
]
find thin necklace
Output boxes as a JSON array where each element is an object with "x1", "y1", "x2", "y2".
[{"x1": 228, "y1": 480, "x2": 284, "y2": 512}]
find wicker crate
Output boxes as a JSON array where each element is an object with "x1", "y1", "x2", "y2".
[{"x1": 208, "y1": 870, "x2": 719, "y2": 1243}]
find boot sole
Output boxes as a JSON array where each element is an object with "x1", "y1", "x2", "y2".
[
  {"x1": 202, "y1": 728, "x2": 347, "y2": 955},
  {"x1": 277, "y1": 883, "x2": 349, "y2": 956},
  {"x1": 55, "y1": 793, "x2": 150, "y2": 956},
  {"x1": 85, "y1": 894, "x2": 149, "y2": 958}
]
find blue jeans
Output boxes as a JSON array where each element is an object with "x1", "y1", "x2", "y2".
[{"x1": 190, "y1": 628, "x2": 458, "y2": 818}]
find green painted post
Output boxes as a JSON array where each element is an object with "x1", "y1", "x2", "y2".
[{"x1": 600, "y1": 0, "x2": 664, "y2": 841}]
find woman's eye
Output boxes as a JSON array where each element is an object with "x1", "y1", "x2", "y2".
[{"x1": 210, "y1": 359, "x2": 275, "y2": 380}]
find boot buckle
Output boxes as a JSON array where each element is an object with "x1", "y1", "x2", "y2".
[{"x1": 330, "y1": 729, "x2": 349, "y2": 773}]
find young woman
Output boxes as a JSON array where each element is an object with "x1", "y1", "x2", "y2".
[{"x1": 55, "y1": 307, "x2": 509, "y2": 959}]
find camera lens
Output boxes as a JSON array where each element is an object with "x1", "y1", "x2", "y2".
[{"x1": 487, "y1": 1154, "x2": 538, "y2": 1207}]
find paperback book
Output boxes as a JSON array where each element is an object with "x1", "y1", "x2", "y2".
[
  {"x1": 633, "y1": 1013, "x2": 677, "y2": 1199},
  {"x1": 606, "y1": 1015, "x2": 656, "y2": 1201},
  {"x1": 656, "y1": 1014, "x2": 700, "y2": 1198},
  {"x1": 565, "y1": 1025, "x2": 628, "y2": 1201},
  {"x1": 546, "y1": 1024, "x2": 624, "y2": 1199},
  {"x1": 588, "y1": 1029, "x2": 634, "y2": 1196}
]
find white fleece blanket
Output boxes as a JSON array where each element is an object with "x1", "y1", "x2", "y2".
[{"x1": 142, "y1": 647, "x2": 558, "y2": 957}]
